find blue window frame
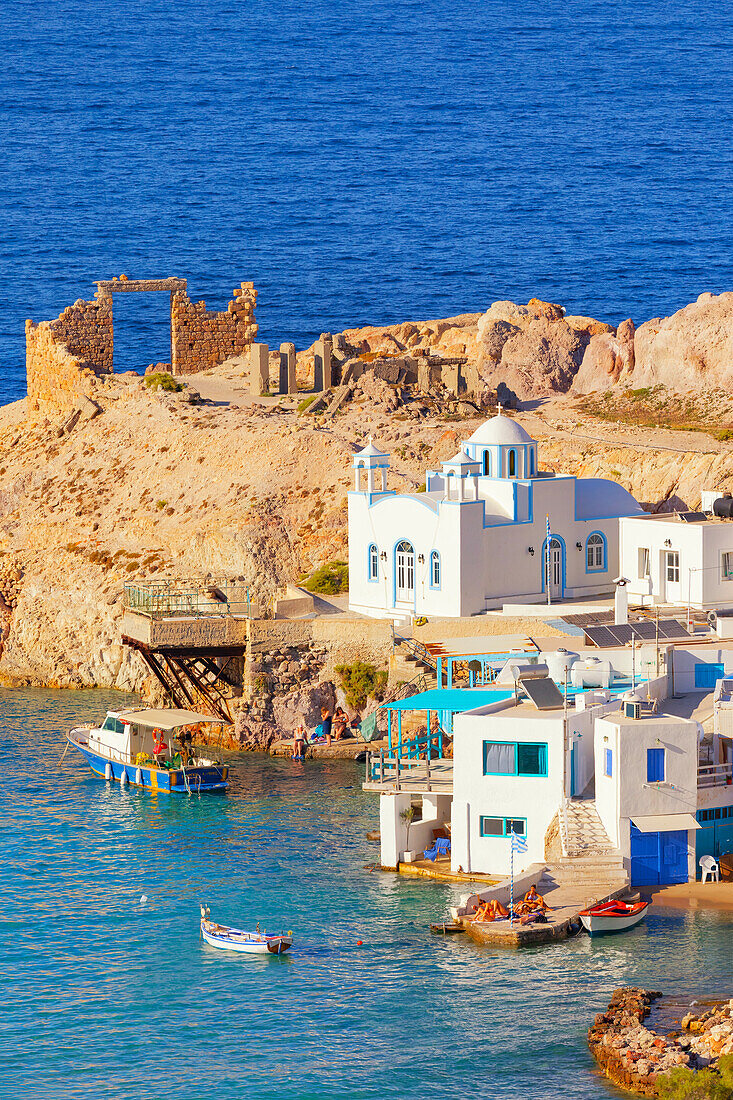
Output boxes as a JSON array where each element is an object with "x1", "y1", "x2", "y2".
[
  {"x1": 528, "y1": 447, "x2": 535, "y2": 476},
  {"x1": 483, "y1": 741, "x2": 548, "y2": 777},
  {"x1": 586, "y1": 532, "x2": 607, "y2": 572},
  {"x1": 647, "y1": 747, "x2": 665, "y2": 783},
  {"x1": 483, "y1": 450, "x2": 491, "y2": 476},
  {"x1": 604, "y1": 748, "x2": 613, "y2": 777},
  {"x1": 368, "y1": 543, "x2": 378, "y2": 581},
  {"x1": 508, "y1": 449, "x2": 517, "y2": 476},
  {"x1": 480, "y1": 816, "x2": 527, "y2": 838},
  {"x1": 430, "y1": 550, "x2": 441, "y2": 589}
]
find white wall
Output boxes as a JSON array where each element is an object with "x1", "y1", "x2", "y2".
[
  {"x1": 668, "y1": 647, "x2": 733, "y2": 694},
  {"x1": 621, "y1": 516, "x2": 733, "y2": 610}
]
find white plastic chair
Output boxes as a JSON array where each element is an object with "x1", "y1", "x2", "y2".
[{"x1": 699, "y1": 854, "x2": 720, "y2": 883}]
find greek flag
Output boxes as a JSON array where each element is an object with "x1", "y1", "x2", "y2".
[{"x1": 510, "y1": 830, "x2": 527, "y2": 854}]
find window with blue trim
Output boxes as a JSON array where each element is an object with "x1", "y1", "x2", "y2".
[
  {"x1": 508, "y1": 449, "x2": 517, "y2": 476},
  {"x1": 480, "y1": 816, "x2": 527, "y2": 838},
  {"x1": 647, "y1": 747, "x2": 665, "y2": 783},
  {"x1": 586, "y1": 532, "x2": 606, "y2": 572},
  {"x1": 529, "y1": 448, "x2": 535, "y2": 476},
  {"x1": 368, "y1": 543, "x2": 378, "y2": 581},
  {"x1": 604, "y1": 748, "x2": 613, "y2": 777},
  {"x1": 483, "y1": 741, "x2": 548, "y2": 776},
  {"x1": 483, "y1": 450, "x2": 491, "y2": 476},
  {"x1": 430, "y1": 550, "x2": 441, "y2": 589}
]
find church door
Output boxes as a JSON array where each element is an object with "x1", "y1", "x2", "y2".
[
  {"x1": 545, "y1": 537, "x2": 563, "y2": 598},
  {"x1": 395, "y1": 540, "x2": 415, "y2": 604}
]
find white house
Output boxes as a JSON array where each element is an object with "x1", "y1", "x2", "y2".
[
  {"x1": 348, "y1": 411, "x2": 644, "y2": 619},
  {"x1": 620, "y1": 511, "x2": 733, "y2": 612}
]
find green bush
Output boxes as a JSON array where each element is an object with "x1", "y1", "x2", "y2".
[
  {"x1": 715, "y1": 429, "x2": 733, "y2": 442},
  {"x1": 304, "y1": 561, "x2": 349, "y2": 595},
  {"x1": 335, "y1": 661, "x2": 388, "y2": 710},
  {"x1": 297, "y1": 396, "x2": 316, "y2": 413},
  {"x1": 144, "y1": 372, "x2": 182, "y2": 392},
  {"x1": 657, "y1": 1067, "x2": 733, "y2": 1100}
]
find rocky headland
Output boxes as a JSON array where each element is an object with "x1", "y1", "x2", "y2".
[{"x1": 2, "y1": 289, "x2": 733, "y2": 717}]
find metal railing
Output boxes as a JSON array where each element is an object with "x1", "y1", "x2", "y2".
[
  {"x1": 697, "y1": 762, "x2": 733, "y2": 789},
  {"x1": 396, "y1": 635, "x2": 438, "y2": 671},
  {"x1": 124, "y1": 579, "x2": 252, "y2": 619}
]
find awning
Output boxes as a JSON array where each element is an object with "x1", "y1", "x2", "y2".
[
  {"x1": 632, "y1": 814, "x2": 700, "y2": 832},
  {"x1": 117, "y1": 708, "x2": 218, "y2": 730},
  {"x1": 382, "y1": 688, "x2": 513, "y2": 713}
]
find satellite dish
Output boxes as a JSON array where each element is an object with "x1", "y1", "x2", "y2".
[{"x1": 708, "y1": 611, "x2": 717, "y2": 625}]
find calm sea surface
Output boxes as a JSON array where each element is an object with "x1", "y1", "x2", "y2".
[
  {"x1": 1, "y1": 0, "x2": 733, "y2": 404},
  {"x1": 1, "y1": 687, "x2": 731, "y2": 1099}
]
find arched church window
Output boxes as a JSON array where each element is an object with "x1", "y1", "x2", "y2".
[
  {"x1": 508, "y1": 449, "x2": 517, "y2": 477},
  {"x1": 368, "y1": 543, "x2": 378, "y2": 581},
  {"x1": 586, "y1": 532, "x2": 606, "y2": 571},
  {"x1": 430, "y1": 550, "x2": 441, "y2": 589},
  {"x1": 529, "y1": 448, "x2": 535, "y2": 476},
  {"x1": 483, "y1": 450, "x2": 491, "y2": 476}
]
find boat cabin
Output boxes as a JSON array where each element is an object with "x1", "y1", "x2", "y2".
[{"x1": 86, "y1": 708, "x2": 214, "y2": 767}]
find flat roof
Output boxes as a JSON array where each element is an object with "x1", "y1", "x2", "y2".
[
  {"x1": 382, "y1": 688, "x2": 512, "y2": 713},
  {"x1": 117, "y1": 708, "x2": 217, "y2": 730}
]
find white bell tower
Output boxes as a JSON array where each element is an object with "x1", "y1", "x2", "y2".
[{"x1": 353, "y1": 437, "x2": 390, "y2": 494}]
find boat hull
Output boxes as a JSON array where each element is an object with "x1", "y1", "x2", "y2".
[
  {"x1": 579, "y1": 901, "x2": 649, "y2": 937},
  {"x1": 200, "y1": 921, "x2": 292, "y2": 954},
  {"x1": 68, "y1": 734, "x2": 228, "y2": 793}
]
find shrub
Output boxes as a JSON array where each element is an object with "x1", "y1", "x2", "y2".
[
  {"x1": 715, "y1": 429, "x2": 733, "y2": 442},
  {"x1": 144, "y1": 372, "x2": 182, "y2": 393},
  {"x1": 657, "y1": 1067, "x2": 733, "y2": 1100},
  {"x1": 304, "y1": 561, "x2": 349, "y2": 595},
  {"x1": 335, "y1": 661, "x2": 388, "y2": 710},
  {"x1": 297, "y1": 396, "x2": 316, "y2": 413}
]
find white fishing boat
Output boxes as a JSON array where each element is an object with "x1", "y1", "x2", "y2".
[
  {"x1": 200, "y1": 908, "x2": 293, "y2": 954},
  {"x1": 579, "y1": 899, "x2": 649, "y2": 936}
]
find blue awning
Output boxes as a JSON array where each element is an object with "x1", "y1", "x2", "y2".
[{"x1": 381, "y1": 688, "x2": 513, "y2": 713}]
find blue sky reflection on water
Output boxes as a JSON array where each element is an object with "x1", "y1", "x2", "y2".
[{"x1": 0, "y1": 687, "x2": 731, "y2": 1098}]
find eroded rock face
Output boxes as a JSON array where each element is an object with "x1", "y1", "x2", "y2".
[
  {"x1": 475, "y1": 299, "x2": 612, "y2": 398},
  {"x1": 573, "y1": 319, "x2": 636, "y2": 392},
  {"x1": 633, "y1": 292, "x2": 733, "y2": 390}
]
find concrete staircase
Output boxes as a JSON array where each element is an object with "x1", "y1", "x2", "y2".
[{"x1": 549, "y1": 799, "x2": 629, "y2": 893}]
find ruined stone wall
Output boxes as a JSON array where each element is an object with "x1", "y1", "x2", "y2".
[
  {"x1": 26, "y1": 296, "x2": 112, "y2": 414},
  {"x1": 171, "y1": 282, "x2": 258, "y2": 373}
]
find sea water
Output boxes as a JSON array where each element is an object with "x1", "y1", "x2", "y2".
[
  {"x1": 1, "y1": 688, "x2": 731, "y2": 1099},
  {"x1": 1, "y1": 0, "x2": 733, "y2": 404}
]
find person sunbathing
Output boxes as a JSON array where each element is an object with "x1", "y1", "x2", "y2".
[
  {"x1": 472, "y1": 898, "x2": 509, "y2": 922},
  {"x1": 515, "y1": 885, "x2": 549, "y2": 914}
]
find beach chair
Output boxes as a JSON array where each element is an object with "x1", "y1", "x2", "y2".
[
  {"x1": 699, "y1": 854, "x2": 720, "y2": 883},
  {"x1": 424, "y1": 837, "x2": 451, "y2": 862}
]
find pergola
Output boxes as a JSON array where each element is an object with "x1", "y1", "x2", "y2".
[{"x1": 381, "y1": 687, "x2": 513, "y2": 758}]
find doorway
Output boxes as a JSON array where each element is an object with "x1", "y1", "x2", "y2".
[
  {"x1": 395, "y1": 540, "x2": 415, "y2": 605},
  {"x1": 111, "y1": 292, "x2": 173, "y2": 374},
  {"x1": 544, "y1": 537, "x2": 563, "y2": 599}
]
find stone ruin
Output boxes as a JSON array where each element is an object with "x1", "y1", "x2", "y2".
[{"x1": 26, "y1": 275, "x2": 258, "y2": 413}]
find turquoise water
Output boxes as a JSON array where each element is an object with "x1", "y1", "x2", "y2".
[{"x1": 2, "y1": 688, "x2": 732, "y2": 1099}]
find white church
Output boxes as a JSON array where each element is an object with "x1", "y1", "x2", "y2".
[{"x1": 347, "y1": 411, "x2": 644, "y2": 619}]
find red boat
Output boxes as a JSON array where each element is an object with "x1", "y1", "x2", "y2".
[{"x1": 579, "y1": 899, "x2": 649, "y2": 937}]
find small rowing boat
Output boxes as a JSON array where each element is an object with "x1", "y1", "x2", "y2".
[
  {"x1": 579, "y1": 899, "x2": 649, "y2": 937},
  {"x1": 200, "y1": 908, "x2": 293, "y2": 954}
]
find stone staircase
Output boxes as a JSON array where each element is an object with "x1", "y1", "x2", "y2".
[{"x1": 549, "y1": 799, "x2": 629, "y2": 892}]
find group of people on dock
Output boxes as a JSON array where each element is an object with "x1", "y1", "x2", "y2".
[
  {"x1": 471, "y1": 885, "x2": 550, "y2": 926},
  {"x1": 291, "y1": 706, "x2": 359, "y2": 760}
]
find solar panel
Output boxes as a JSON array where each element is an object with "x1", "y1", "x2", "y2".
[
  {"x1": 657, "y1": 618, "x2": 693, "y2": 639},
  {"x1": 519, "y1": 675, "x2": 564, "y2": 710},
  {"x1": 678, "y1": 512, "x2": 708, "y2": 523},
  {"x1": 629, "y1": 621, "x2": 657, "y2": 640},
  {"x1": 584, "y1": 625, "x2": 619, "y2": 647}
]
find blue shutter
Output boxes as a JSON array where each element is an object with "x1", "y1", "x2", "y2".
[
  {"x1": 647, "y1": 747, "x2": 665, "y2": 783},
  {"x1": 604, "y1": 748, "x2": 613, "y2": 777}
]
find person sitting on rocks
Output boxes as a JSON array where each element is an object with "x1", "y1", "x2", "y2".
[{"x1": 333, "y1": 707, "x2": 352, "y2": 741}]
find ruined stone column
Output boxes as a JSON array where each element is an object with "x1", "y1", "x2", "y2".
[
  {"x1": 463, "y1": 361, "x2": 480, "y2": 397},
  {"x1": 250, "y1": 343, "x2": 269, "y2": 396},
  {"x1": 279, "y1": 342, "x2": 296, "y2": 395},
  {"x1": 443, "y1": 362, "x2": 460, "y2": 396},
  {"x1": 314, "y1": 333, "x2": 332, "y2": 391},
  {"x1": 418, "y1": 358, "x2": 433, "y2": 393}
]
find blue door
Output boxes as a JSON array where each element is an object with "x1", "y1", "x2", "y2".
[
  {"x1": 694, "y1": 663, "x2": 725, "y2": 689},
  {"x1": 570, "y1": 743, "x2": 577, "y2": 796},
  {"x1": 630, "y1": 824, "x2": 688, "y2": 886}
]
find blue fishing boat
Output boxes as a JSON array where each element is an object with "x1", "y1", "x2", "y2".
[{"x1": 67, "y1": 707, "x2": 229, "y2": 793}]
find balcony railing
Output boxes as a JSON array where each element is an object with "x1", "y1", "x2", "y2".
[
  {"x1": 697, "y1": 762, "x2": 733, "y2": 789},
  {"x1": 124, "y1": 579, "x2": 252, "y2": 619}
]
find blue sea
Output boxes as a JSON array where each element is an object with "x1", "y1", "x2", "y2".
[
  {"x1": 1, "y1": 688, "x2": 732, "y2": 1099},
  {"x1": 1, "y1": 0, "x2": 733, "y2": 405}
]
